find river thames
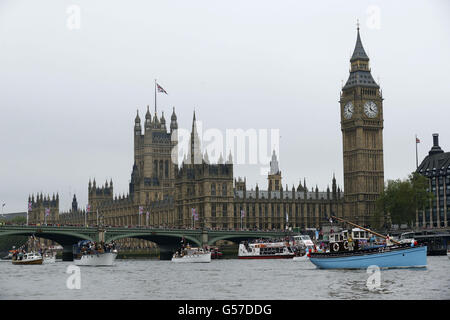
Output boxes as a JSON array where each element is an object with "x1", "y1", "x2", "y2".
[{"x1": 0, "y1": 256, "x2": 449, "y2": 300}]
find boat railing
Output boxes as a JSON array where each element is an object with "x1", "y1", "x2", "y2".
[{"x1": 310, "y1": 243, "x2": 424, "y2": 258}]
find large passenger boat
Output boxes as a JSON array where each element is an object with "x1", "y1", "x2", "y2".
[
  {"x1": 309, "y1": 216, "x2": 427, "y2": 269},
  {"x1": 238, "y1": 240, "x2": 295, "y2": 259}
]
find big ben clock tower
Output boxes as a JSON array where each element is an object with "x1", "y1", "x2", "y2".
[{"x1": 340, "y1": 25, "x2": 384, "y2": 226}]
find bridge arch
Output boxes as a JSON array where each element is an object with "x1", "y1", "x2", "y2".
[
  {"x1": 0, "y1": 230, "x2": 95, "y2": 245},
  {"x1": 106, "y1": 232, "x2": 202, "y2": 247}
]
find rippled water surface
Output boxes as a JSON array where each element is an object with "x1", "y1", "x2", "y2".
[{"x1": 1, "y1": 256, "x2": 449, "y2": 299}]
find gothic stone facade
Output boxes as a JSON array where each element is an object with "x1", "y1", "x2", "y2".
[{"x1": 30, "y1": 27, "x2": 392, "y2": 231}]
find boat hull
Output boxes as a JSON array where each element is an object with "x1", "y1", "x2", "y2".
[
  {"x1": 12, "y1": 258, "x2": 43, "y2": 265},
  {"x1": 172, "y1": 252, "x2": 211, "y2": 263},
  {"x1": 238, "y1": 254, "x2": 294, "y2": 259},
  {"x1": 292, "y1": 255, "x2": 309, "y2": 262},
  {"x1": 309, "y1": 246, "x2": 427, "y2": 269},
  {"x1": 74, "y1": 252, "x2": 117, "y2": 266}
]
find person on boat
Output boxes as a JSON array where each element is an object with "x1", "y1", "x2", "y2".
[{"x1": 347, "y1": 235, "x2": 354, "y2": 251}]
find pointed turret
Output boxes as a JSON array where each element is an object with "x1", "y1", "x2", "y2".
[
  {"x1": 350, "y1": 23, "x2": 369, "y2": 63},
  {"x1": 343, "y1": 24, "x2": 379, "y2": 90},
  {"x1": 189, "y1": 111, "x2": 202, "y2": 165},
  {"x1": 170, "y1": 107, "x2": 178, "y2": 132},
  {"x1": 145, "y1": 105, "x2": 152, "y2": 131},
  {"x1": 160, "y1": 111, "x2": 166, "y2": 130}
]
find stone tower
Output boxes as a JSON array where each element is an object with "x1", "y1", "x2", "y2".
[
  {"x1": 130, "y1": 106, "x2": 178, "y2": 205},
  {"x1": 340, "y1": 26, "x2": 384, "y2": 225},
  {"x1": 268, "y1": 150, "x2": 281, "y2": 192}
]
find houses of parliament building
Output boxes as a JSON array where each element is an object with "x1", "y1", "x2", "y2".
[{"x1": 28, "y1": 26, "x2": 385, "y2": 231}]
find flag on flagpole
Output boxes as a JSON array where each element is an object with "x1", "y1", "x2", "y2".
[
  {"x1": 192, "y1": 208, "x2": 198, "y2": 221},
  {"x1": 28, "y1": 202, "x2": 32, "y2": 211},
  {"x1": 45, "y1": 208, "x2": 50, "y2": 216},
  {"x1": 86, "y1": 204, "x2": 91, "y2": 213},
  {"x1": 156, "y1": 83, "x2": 168, "y2": 94}
]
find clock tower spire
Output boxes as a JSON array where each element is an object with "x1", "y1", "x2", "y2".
[{"x1": 340, "y1": 26, "x2": 384, "y2": 226}]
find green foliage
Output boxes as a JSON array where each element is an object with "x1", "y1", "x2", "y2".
[{"x1": 375, "y1": 172, "x2": 433, "y2": 228}]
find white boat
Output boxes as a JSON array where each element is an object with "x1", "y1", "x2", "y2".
[
  {"x1": 74, "y1": 251, "x2": 117, "y2": 266},
  {"x1": 172, "y1": 247, "x2": 211, "y2": 263},
  {"x1": 292, "y1": 235, "x2": 315, "y2": 252},
  {"x1": 43, "y1": 252, "x2": 56, "y2": 264},
  {"x1": 238, "y1": 240, "x2": 295, "y2": 259},
  {"x1": 292, "y1": 254, "x2": 309, "y2": 262},
  {"x1": 12, "y1": 252, "x2": 43, "y2": 265}
]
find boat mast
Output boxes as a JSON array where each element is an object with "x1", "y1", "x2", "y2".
[{"x1": 331, "y1": 216, "x2": 401, "y2": 245}]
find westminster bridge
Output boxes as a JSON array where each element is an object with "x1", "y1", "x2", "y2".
[{"x1": 0, "y1": 225, "x2": 295, "y2": 260}]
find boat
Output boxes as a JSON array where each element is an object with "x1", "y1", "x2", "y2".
[
  {"x1": 1, "y1": 249, "x2": 16, "y2": 260},
  {"x1": 308, "y1": 216, "x2": 427, "y2": 269},
  {"x1": 291, "y1": 235, "x2": 315, "y2": 252},
  {"x1": 11, "y1": 252, "x2": 43, "y2": 265},
  {"x1": 73, "y1": 240, "x2": 118, "y2": 266},
  {"x1": 74, "y1": 251, "x2": 117, "y2": 266},
  {"x1": 43, "y1": 252, "x2": 56, "y2": 264},
  {"x1": 292, "y1": 252, "x2": 309, "y2": 262},
  {"x1": 238, "y1": 239, "x2": 295, "y2": 259},
  {"x1": 172, "y1": 247, "x2": 211, "y2": 263},
  {"x1": 209, "y1": 247, "x2": 223, "y2": 259},
  {"x1": 399, "y1": 231, "x2": 449, "y2": 256}
]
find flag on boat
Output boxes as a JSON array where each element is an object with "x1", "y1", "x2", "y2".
[
  {"x1": 139, "y1": 206, "x2": 143, "y2": 215},
  {"x1": 241, "y1": 210, "x2": 245, "y2": 218},
  {"x1": 156, "y1": 82, "x2": 168, "y2": 94},
  {"x1": 45, "y1": 208, "x2": 50, "y2": 216}
]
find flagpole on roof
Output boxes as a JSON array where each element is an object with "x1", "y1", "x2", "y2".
[
  {"x1": 415, "y1": 134, "x2": 419, "y2": 169},
  {"x1": 154, "y1": 79, "x2": 157, "y2": 115}
]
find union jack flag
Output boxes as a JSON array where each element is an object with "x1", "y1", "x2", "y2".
[
  {"x1": 45, "y1": 208, "x2": 50, "y2": 216},
  {"x1": 28, "y1": 202, "x2": 32, "y2": 211},
  {"x1": 86, "y1": 204, "x2": 91, "y2": 213},
  {"x1": 156, "y1": 83, "x2": 168, "y2": 94},
  {"x1": 192, "y1": 208, "x2": 198, "y2": 221}
]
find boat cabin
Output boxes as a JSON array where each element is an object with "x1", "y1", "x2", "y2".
[{"x1": 329, "y1": 228, "x2": 370, "y2": 243}]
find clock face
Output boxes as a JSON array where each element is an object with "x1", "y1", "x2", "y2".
[
  {"x1": 364, "y1": 101, "x2": 378, "y2": 118},
  {"x1": 343, "y1": 102, "x2": 354, "y2": 119}
]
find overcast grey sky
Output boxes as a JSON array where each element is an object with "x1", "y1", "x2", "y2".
[{"x1": 1, "y1": 0, "x2": 449, "y2": 213}]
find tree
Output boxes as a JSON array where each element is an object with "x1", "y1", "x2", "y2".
[{"x1": 375, "y1": 172, "x2": 433, "y2": 228}]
